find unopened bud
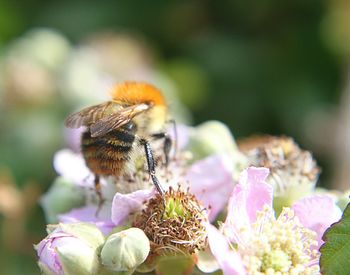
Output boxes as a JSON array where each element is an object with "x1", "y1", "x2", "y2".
[
  {"x1": 35, "y1": 223, "x2": 104, "y2": 275},
  {"x1": 187, "y1": 120, "x2": 246, "y2": 165},
  {"x1": 40, "y1": 177, "x2": 85, "y2": 223},
  {"x1": 100, "y1": 227, "x2": 150, "y2": 273}
]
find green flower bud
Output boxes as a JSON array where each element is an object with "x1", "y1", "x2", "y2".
[
  {"x1": 100, "y1": 228, "x2": 150, "y2": 273},
  {"x1": 336, "y1": 190, "x2": 350, "y2": 211},
  {"x1": 40, "y1": 177, "x2": 85, "y2": 223},
  {"x1": 187, "y1": 120, "x2": 247, "y2": 165}
]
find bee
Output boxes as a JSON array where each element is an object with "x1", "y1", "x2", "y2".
[{"x1": 65, "y1": 82, "x2": 173, "y2": 200}]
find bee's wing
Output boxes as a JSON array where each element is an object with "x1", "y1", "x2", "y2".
[
  {"x1": 65, "y1": 102, "x2": 113, "y2": 128},
  {"x1": 90, "y1": 103, "x2": 150, "y2": 137}
]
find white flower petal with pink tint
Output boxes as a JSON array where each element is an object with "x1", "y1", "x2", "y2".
[
  {"x1": 207, "y1": 224, "x2": 245, "y2": 275},
  {"x1": 64, "y1": 127, "x2": 85, "y2": 152},
  {"x1": 224, "y1": 167, "x2": 272, "y2": 243},
  {"x1": 111, "y1": 189, "x2": 155, "y2": 226},
  {"x1": 58, "y1": 204, "x2": 115, "y2": 235},
  {"x1": 53, "y1": 149, "x2": 91, "y2": 186},
  {"x1": 207, "y1": 167, "x2": 325, "y2": 274},
  {"x1": 168, "y1": 124, "x2": 190, "y2": 151},
  {"x1": 187, "y1": 154, "x2": 234, "y2": 221},
  {"x1": 240, "y1": 167, "x2": 272, "y2": 223},
  {"x1": 292, "y1": 195, "x2": 342, "y2": 248}
]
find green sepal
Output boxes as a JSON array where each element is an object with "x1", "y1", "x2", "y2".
[
  {"x1": 37, "y1": 261, "x2": 57, "y2": 275},
  {"x1": 155, "y1": 254, "x2": 196, "y2": 275},
  {"x1": 59, "y1": 223, "x2": 105, "y2": 249}
]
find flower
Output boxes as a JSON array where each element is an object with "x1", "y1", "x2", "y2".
[
  {"x1": 206, "y1": 167, "x2": 342, "y2": 275},
  {"x1": 44, "y1": 148, "x2": 120, "y2": 233},
  {"x1": 292, "y1": 195, "x2": 342, "y2": 248},
  {"x1": 110, "y1": 153, "x2": 235, "y2": 226},
  {"x1": 53, "y1": 149, "x2": 92, "y2": 187},
  {"x1": 239, "y1": 136, "x2": 320, "y2": 213},
  {"x1": 35, "y1": 223, "x2": 105, "y2": 275},
  {"x1": 111, "y1": 189, "x2": 155, "y2": 226},
  {"x1": 187, "y1": 154, "x2": 235, "y2": 221},
  {"x1": 133, "y1": 187, "x2": 208, "y2": 257}
]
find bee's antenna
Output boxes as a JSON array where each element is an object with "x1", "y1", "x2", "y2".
[{"x1": 140, "y1": 138, "x2": 165, "y2": 195}]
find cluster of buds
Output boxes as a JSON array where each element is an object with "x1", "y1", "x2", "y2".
[{"x1": 36, "y1": 188, "x2": 209, "y2": 274}]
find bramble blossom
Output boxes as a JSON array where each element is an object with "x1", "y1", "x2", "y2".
[{"x1": 206, "y1": 167, "x2": 342, "y2": 275}]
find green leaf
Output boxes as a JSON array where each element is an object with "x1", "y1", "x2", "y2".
[{"x1": 320, "y1": 203, "x2": 350, "y2": 275}]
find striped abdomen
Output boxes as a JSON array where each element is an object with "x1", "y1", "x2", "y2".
[{"x1": 81, "y1": 122, "x2": 136, "y2": 176}]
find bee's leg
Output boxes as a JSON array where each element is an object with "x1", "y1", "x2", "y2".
[
  {"x1": 168, "y1": 119, "x2": 178, "y2": 159},
  {"x1": 140, "y1": 138, "x2": 165, "y2": 196},
  {"x1": 94, "y1": 175, "x2": 104, "y2": 215},
  {"x1": 151, "y1": 132, "x2": 172, "y2": 166}
]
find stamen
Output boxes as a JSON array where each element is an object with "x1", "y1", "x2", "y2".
[{"x1": 233, "y1": 206, "x2": 320, "y2": 274}]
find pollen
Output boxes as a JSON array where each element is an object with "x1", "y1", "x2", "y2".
[
  {"x1": 240, "y1": 206, "x2": 320, "y2": 275},
  {"x1": 133, "y1": 187, "x2": 208, "y2": 256}
]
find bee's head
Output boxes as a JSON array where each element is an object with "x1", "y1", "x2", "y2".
[
  {"x1": 111, "y1": 81, "x2": 167, "y2": 107},
  {"x1": 111, "y1": 81, "x2": 168, "y2": 133}
]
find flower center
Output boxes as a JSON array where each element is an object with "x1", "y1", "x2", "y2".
[
  {"x1": 133, "y1": 187, "x2": 208, "y2": 256},
  {"x1": 261, "y1": 249, "x2": 291, "y2": 272},
  {"x1": 164, "y1": 197, "x2": 189, "y2": 220},
  {"x1": 241, "y1": 207, "x2": 320, "y2": 274}
]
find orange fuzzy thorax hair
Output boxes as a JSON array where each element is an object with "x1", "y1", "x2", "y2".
[{"x1": 110, "y1": 82, "x2": 167, "y2": 107}]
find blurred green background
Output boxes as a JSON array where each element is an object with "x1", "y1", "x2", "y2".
[{"x1": 1, "y1": 0, "x2": 350, "y2": 274}]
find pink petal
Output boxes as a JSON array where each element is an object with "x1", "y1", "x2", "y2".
[
  {"x1": 292, "y1": 195, "x2": 342, "y2": 248},
  {"x1": 168, "y1": 124, "x2": 190, "y2": 151},
  {"x1": 111, "y1": 189, "x2": 155, "y2": 226},
  {"x1": 224, "y1": 167, "x2": 272, "y2": 242},
  {"x1": 58, "y1": 204, "x2": 115, "y2": 235},
  {"x1": 242, "y1": 167, "x2": 272, "y2": 222},
  {"x1": 187, "y1": 154, "x2": 234, "y2": 221},
  {"x1": 53, "y1": 149, "x2": 91, "y2": 186},
  {"x1": 207, "y1": 224, "x2": 246, "y2": 275}
]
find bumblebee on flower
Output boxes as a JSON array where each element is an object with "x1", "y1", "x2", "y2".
[{"x1": 36, "y1": 81, "x2": 345, "y2": 275}]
